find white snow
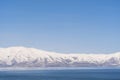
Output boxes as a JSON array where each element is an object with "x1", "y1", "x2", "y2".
[{"x1": 0, "y1": 46, "x2": 120, "y2": 67}]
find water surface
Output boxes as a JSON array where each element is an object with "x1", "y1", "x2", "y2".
[{"x1": 0, "y1": 68, "x2": 120, "y2": 80}]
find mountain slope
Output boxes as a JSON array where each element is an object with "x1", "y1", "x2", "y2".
[{"x1": 0, "y1": 47, "x2": 120, "y2": 67}]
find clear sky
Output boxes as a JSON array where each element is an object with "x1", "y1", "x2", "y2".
[{"x1": 0, "y1": 0, "x2": 120, "y2": 53}]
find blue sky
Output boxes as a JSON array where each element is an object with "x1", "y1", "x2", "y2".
[{"x1": 0, "y1": 0, "x2": 120, "y2": 53}]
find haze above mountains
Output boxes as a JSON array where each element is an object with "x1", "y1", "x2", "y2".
[{"x1": 0, "y1": 47, "x2": 120, "y2": 68}]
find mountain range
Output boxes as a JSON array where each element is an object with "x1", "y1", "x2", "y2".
[{"x1": 0, "y1": 47, "x2": 120, "y2": 67}]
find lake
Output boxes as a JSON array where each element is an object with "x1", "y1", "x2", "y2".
[{"x1": 0, "y1": 68, "x2": 120, "y2": 80}]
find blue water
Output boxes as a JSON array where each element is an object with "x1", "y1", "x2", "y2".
[{"x1": 0, "y1": 68, "x2": 120, "y2": 80}]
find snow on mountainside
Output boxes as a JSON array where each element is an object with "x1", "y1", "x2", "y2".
[{"x1": 0, "y1": 47, "x2": 120, "y2": 67}]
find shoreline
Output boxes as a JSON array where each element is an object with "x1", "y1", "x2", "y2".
[{"x1": 0, "y1": 67, "x2": 120, "y2": 71}]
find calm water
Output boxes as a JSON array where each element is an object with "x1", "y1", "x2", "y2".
[{"x1": 0, "y1": 68, "x2": 120, "y2": 80}]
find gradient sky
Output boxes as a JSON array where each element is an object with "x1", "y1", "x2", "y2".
[{"x1": 0, "y1": 0, "x2": 120, "y2": 53}]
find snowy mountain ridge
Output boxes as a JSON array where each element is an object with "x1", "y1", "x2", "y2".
[{"x1": 0, "y1": 47, "x2": 120, "y2": 67}]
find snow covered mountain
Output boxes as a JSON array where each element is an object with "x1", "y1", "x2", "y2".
[{"x1": 0, "y1": 47, "x2": 120, "y2": 67}]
